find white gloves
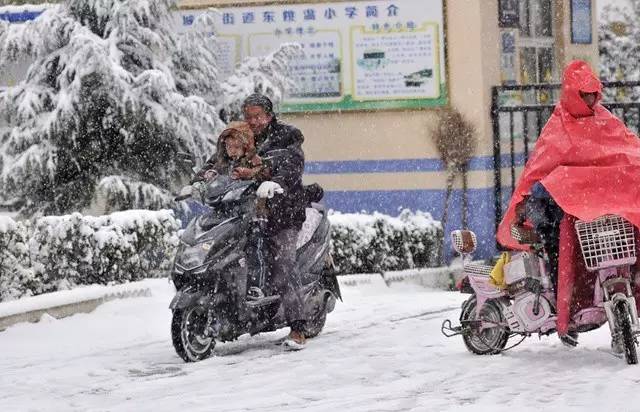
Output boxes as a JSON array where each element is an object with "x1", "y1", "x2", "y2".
[
  {"x1": 179, "y1": 185, "x2": 194, "y2": 197},
  {"x1": 203, "y1": 169, "x2": 218, "y2": 181},
  {"x1": 257, "y1": 181, "x2": 284, "y2": 199}
]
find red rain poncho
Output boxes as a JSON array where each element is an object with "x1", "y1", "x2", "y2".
[{"x1": 497, "y1": 60, "x2": 640, "y2": 335}]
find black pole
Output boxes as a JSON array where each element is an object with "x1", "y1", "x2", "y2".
[
  {"x1": 462, "y1": 163, "x2": 469, "y2": 229},
  {"x1": 491, "y1": 87, "x2": 502, "y2": 244}
]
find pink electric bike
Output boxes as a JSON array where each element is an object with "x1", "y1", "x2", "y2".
[{"x1": 441, "y1": 215, "x2": 640, "y2": 364}]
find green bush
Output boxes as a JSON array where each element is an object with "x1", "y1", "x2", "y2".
[
  {"x1": 0, "y1": 218, "x2": 42, "y2": 301},
  {"x1": 328, "y1": 210, "x2": 443, "y2": 274},
  {"x1": 0, "y1": 210, "x2": 179, "y2": 302},
  {"x1": 0, "y1": 209, "x2": 442, "y2": 302}
]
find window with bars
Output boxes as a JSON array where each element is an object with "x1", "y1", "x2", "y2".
[{"x1": 520, "y1": 0, "x2": 553, "y2": 38}]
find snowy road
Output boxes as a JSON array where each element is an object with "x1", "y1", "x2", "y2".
[{"x1": 1, "y1": 279, "x2": 639, "y2": 412}]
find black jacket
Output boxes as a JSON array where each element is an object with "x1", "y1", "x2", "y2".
[
  {"x1": 255, "y1": 118, "x2": 304, "y2": 157},
  {"x1": 257, "y1": 119, "x2": 306, "y2": 234}
]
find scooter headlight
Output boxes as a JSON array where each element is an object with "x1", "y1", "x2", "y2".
[{"x1": 178, "y1": 243, "x2": 209, "y2": 270}]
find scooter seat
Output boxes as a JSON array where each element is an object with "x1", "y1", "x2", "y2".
[{"x1": 296, "y1": 207, "x2": 323, "y2": 249}]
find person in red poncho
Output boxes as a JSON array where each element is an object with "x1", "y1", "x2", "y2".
[{"x1": 497, "y1": 60, "x2": 640, "y2": 347}]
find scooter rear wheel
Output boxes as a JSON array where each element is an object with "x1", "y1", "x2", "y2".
[
  {"x1": 171, "y1": 307, "x2": 216, "y2": 362},
  {"x1": 614, "y1": 301, "x2": 638, "y2": 365},
  {"x1": 461, "y1": 296, "x2": 509, "y2": 355}
]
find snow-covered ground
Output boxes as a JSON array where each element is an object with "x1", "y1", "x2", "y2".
[{"x1": 1, "y1": 279, "x2": 639, "y2": 412}]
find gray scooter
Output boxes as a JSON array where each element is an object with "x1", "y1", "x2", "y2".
[{"x1": 170, "y1": 173, "x2": 341, "y2": 362}]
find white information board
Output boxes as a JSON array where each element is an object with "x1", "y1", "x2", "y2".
[{"x1": 177, "y1": 0, "x2": 447, "y2": 112}]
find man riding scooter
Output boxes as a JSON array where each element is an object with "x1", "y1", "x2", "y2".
[
  {"x1": 193, "y1": 94, "x2": 311, "y2": 350},
  {"x1": 171, "y1": 118, "x2": 335, "y2": 361},
  {"x1": 497, "y1": 60, "x2": 640, "y2": 349}
]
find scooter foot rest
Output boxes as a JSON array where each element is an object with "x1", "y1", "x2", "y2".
[{"x1": 246, "y1": 295, "x2": 281, "y2": 309}]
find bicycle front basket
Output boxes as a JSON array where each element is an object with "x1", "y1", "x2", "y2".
[{"x1": 575, "y1": 215, "x2": 636, "y2": 271}]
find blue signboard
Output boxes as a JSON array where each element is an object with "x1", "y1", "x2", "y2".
[
  {"x1": 571, "y1": 0, "x2": 592, "y2": 44},
  {"x1": 0, "y1": 10, "x2": 43, "y2": 23}
]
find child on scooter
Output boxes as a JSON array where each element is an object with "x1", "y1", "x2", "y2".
[{"x1": 192, "y1": 121, "x2": 264, "y2": 183}]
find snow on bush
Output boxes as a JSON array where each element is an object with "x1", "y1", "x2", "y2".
[
  {"x1": 103, "y1": 209, "x2": 180, "y2": 273},
  {"x1": 329, "y1": 209, "x2": 443, "y2": 274},
  {"x1": 599, "y1": 1, "x2": 639, "y2": 84},
  {"x1": 599, "y1": 0, "x2": 640, "y2": 133},
  {"x1": 0, "y1": 210, "x2": 179, "y2": 302},
  {"x1": 0, "y1": 208, "x2": 442, "y2": 302},
  {"x1": 0, "y1": 217, "x2": 42, "y2": 301}
]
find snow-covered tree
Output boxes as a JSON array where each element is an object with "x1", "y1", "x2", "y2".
[
  {"x1": 599, "y1": 2, "x2": 640, "y2": 84},
  {"x1": 0, "y1": 0, "x2": 299, "y2": 216},
  {"x1": 599, "y1": 1, "x2": 640, "y2": 131}
]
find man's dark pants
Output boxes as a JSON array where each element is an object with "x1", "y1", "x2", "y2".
[
  {"x1": 246, "y1": 226, "x2": 305, "y2": 328},
  {"x1": 525, "y1": 182, "x2": 564, "y2": 293},
  {"x1": 267, "y1": 228, "x2": 305, "y2": 328}
]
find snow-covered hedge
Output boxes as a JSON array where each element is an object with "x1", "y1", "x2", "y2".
[
  {"x1": 0, "y1": 217, "x2": 40, "y2": 301},
  {"x1": 0, "y1": 208, "x2": 442, "y2": 302},
  {"x1": 329, "y1": 210, "x2": 443, "y2": 274},
  {"x1": 0, "y1": 210, "x2": 179, "y2": 302}
]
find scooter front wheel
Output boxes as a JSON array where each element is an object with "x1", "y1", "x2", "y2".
[
  {"x1": 461, "y1": 296, "x2": 509, "y2": 355},
  {"x1": 614, "y1": 301, "x2": 638, "y2": 365},
  {"x1": 171, "y1": 307, "x2": 216, "y2": 362}
]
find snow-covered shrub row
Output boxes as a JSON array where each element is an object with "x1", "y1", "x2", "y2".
[
  {"x1": 0, "y1": 217, "x2": 41, "y2": 301},
  {"x1": 0, "y1": 208, "x2": 441, "y2": 301},
  {"x1": 0, "y1": 210, "x2": 179, "y2": 302},
  {"x1": 328, "y1": 210, "x2": 443, "y2": 274}
]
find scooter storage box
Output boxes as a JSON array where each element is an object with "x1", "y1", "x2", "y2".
[{"x1": 503, "y1": 252, "x2": 540, "y2": 285}]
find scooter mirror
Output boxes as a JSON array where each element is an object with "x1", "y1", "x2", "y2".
[{"x1": 451, "y1": 230, "x2": 477, "y2": 254}]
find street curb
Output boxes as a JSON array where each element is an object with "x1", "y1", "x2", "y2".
[
  {"x1": 382, "y1": 267, "x2": 459, "y2": 289},
  {"x1": 338, "y1": 266, "x2": 461, "y2": 290},
  {"x1": 0, "y1": 267, "x2": 459, "y2": 332},
  {"x1": 337, "y1": 273, "x2": 388, "y2": 288},
  {"x1": 0, "y1": 287, "x2": 151, "y2": 332}
]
